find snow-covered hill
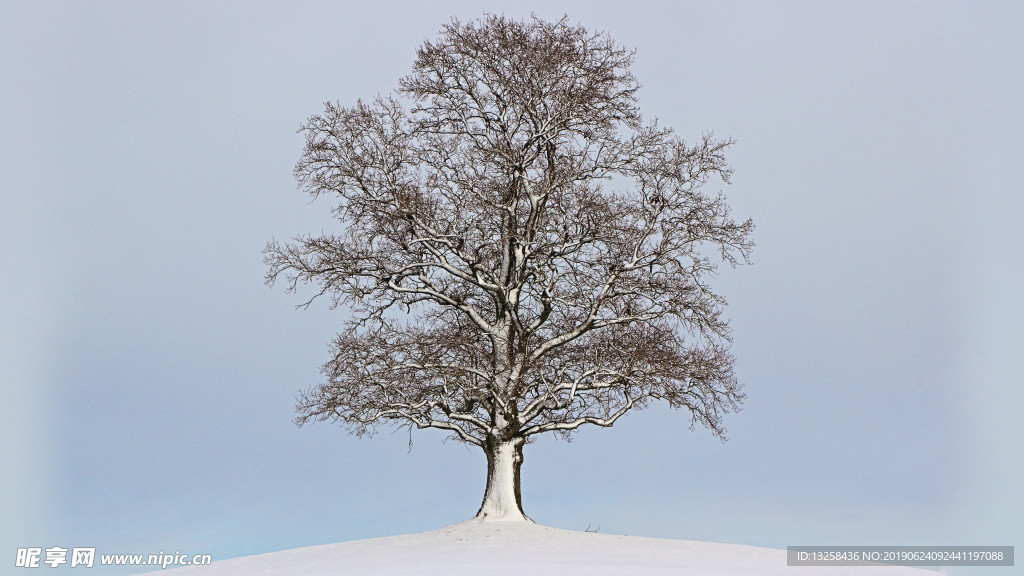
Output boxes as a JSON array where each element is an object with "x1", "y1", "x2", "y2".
[{"x1": 160, "y1": 520, "x2": 935, "y2": 575}]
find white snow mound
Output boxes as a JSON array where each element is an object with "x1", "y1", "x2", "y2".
[{"x1": 158, "y1": 520, "x2": 935, "y2": 575}]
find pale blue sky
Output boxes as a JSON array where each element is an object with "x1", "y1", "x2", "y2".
[{"x1": 3, "y1": 2, "x2": 1020, "y2": 575}]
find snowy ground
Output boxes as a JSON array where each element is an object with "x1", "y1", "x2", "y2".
[{"x1": 159, "y1": 520, "x2": 936, "y2": 576}]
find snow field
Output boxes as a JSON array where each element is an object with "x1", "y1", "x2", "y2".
[{"x1": 158, "y1": 520, "x2": 937, "y2": 576}]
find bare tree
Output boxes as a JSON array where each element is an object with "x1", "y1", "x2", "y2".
[{"x1": 265, "y1": 15, "x2": 753, "y2": 522}]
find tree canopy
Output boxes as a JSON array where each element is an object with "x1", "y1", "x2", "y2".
[{"x1": 266, "y1": 14, "x2": 753, "y2": 520}]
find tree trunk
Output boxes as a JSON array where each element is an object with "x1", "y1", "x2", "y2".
[{"x1": 475, "y1": 435, "x2": 530, "y2": 521}]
